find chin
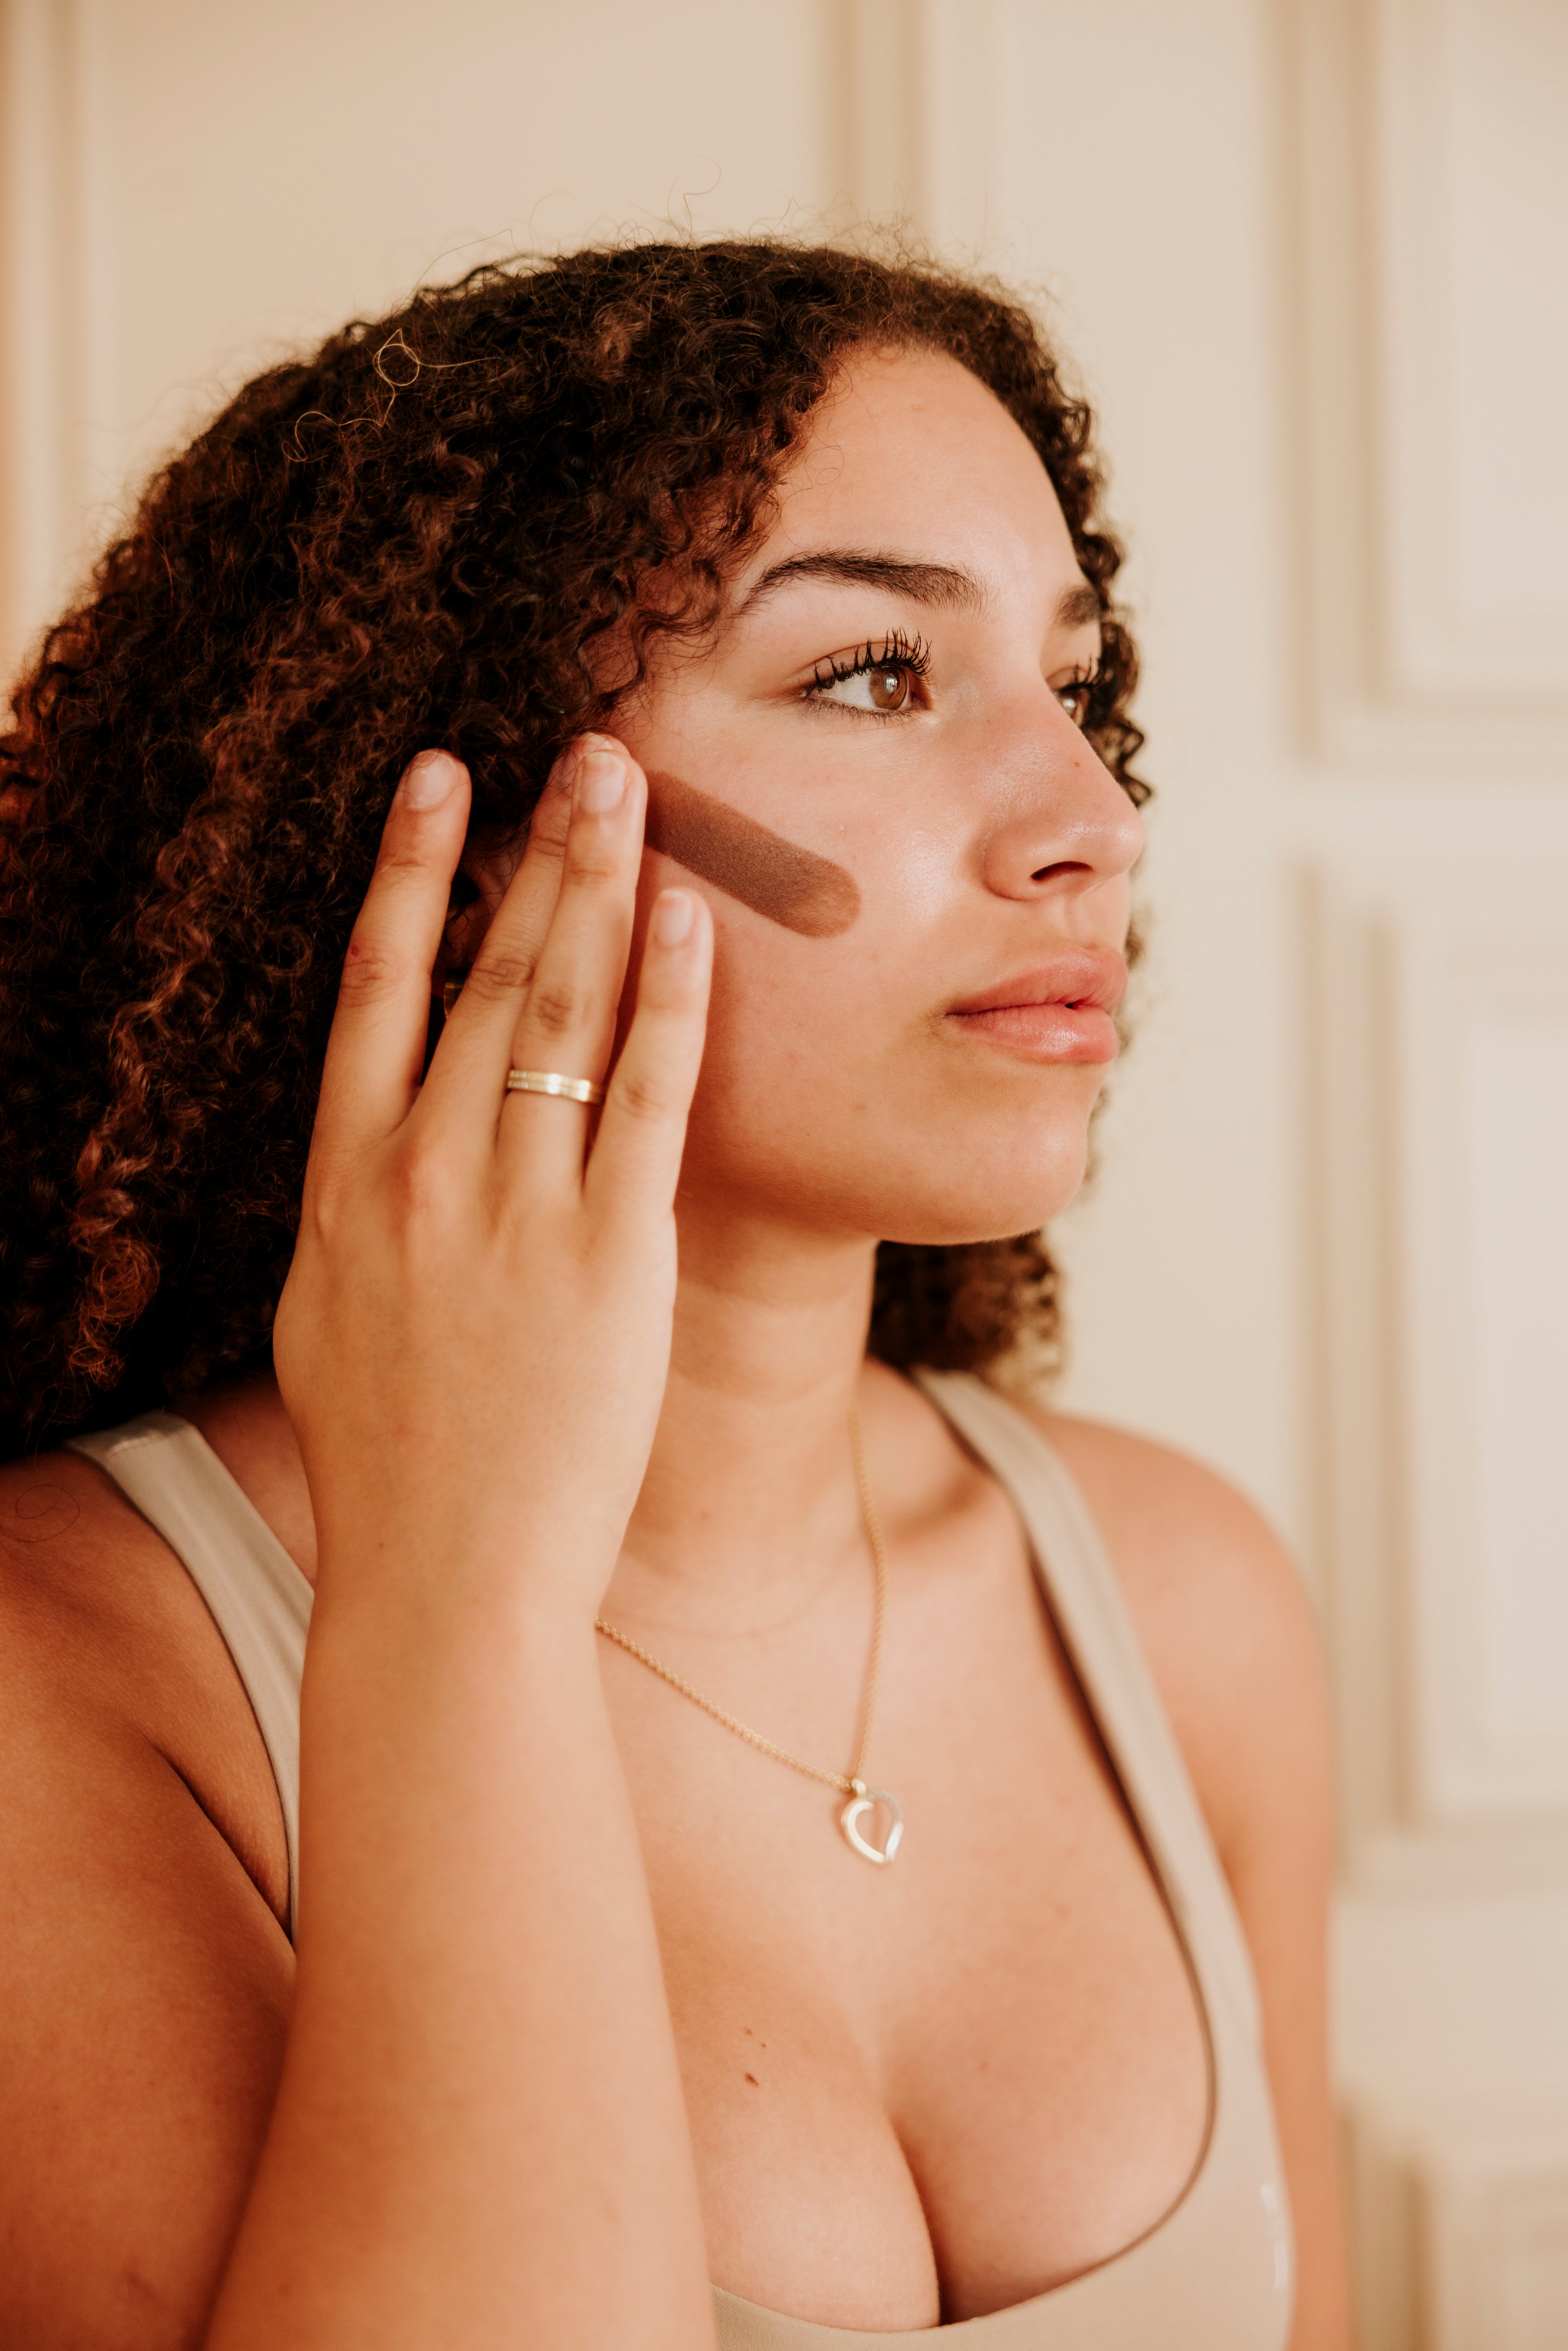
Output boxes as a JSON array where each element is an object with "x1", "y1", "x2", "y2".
[
  {"x1": 866, "y1": 1127, "x2": 1093, "y2": 1250},
  {"x1": 685, "y1": 1071, "x2": 1098, "y2": 1245}
]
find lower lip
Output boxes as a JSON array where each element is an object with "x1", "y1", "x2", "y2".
[{"x1": 947, "y1": 1003, "x2": 1120, "y2": 1063}]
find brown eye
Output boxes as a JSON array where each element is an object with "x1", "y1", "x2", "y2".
[
  {"x1": 1056, "y1": 677, "x2": 1095, "y2": 729},
  {"x1": 808, "y1": 633, "x2": 931, "y2": 714},
  {"x1": 868, "y1": 664, "x2": 911, "y2": 712}
]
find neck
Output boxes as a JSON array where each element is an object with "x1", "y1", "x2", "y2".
[{"x1": 608, "y1": 1202, "x2": 882, "y2": 1632}]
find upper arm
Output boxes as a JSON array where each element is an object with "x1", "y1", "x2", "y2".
[
  {"x1": 0, "y1": 1511, "x2": 293, "y2": 2348},
  {"x1": 1033, "y1": 1412, "x2": 1352, "y2": 2351}
]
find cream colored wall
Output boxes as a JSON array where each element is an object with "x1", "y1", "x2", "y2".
[
  {"x1": 0, "y1": 0, "x2": 846, "y2": 642},
  {"x1": 5, "y1": 3, "x2": 1568, "y2": 2342}
]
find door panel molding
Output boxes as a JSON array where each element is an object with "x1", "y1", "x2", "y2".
[
  {"x1": 1350, "y1": 2106, "x2": 1568, "y2": 2351},
  {"x1": 1288, "y1": 0, "x2": 1568, "y2": 773},
  {"x1": 1310, "y1": 856, "x2": 1568, "y2": 1881}
]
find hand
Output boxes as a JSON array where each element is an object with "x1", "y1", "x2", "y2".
[{"x1": 272, "y1": 735, "x2": 712, "y2": 1620}]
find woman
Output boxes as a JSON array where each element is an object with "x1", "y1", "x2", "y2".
[{"x1": 0, "y1": 242, "x2": 1348, "y2": 2348}]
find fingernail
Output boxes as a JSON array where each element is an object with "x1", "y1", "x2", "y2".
[
  {"x1": 578, "y1": 748, "x2": 626, "y2": 814},
  {"x1": 400, "y1": 750, "x2": 458, "y2": 810},
  {"x1": 652, "y1": 889, "x2": 694, "y2": 947}
]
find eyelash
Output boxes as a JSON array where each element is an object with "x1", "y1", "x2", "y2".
[
  {"x1": 798, "y1": 637, "x2": 1102, "y2": 727},
  {"x1": 1056, "y1": 663, "x2": 1101, "y2": 728},
  {"x1": 803, "y1": 629, "x2": 933, "y2": 708}
]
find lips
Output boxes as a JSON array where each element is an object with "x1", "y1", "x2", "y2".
[{"x1": 945, "y1": 948, "x2": 1127, "y2": 1066}]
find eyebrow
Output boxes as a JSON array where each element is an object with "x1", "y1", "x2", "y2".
[
  {"x1": 737, "y1": 551, "x2": 985, "y2": 616},
  {"x1": 735, "y1": 549, "x2": 1103, "y2": 637},
  {"x1": 1053, "y1": 581, "x2": 1104, "y2": 633}
]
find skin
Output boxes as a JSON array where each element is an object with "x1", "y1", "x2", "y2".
[
  {"x1": 0, "y1": 349, "x2": 1350, "y2": 2348},
  {"x1": 643, "y1": 769, "x2": 861, "y2": 935}
]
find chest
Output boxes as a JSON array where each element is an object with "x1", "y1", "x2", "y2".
[{"x1": 601, "y1": 1522, "x2": 1212, "y2": 2332}]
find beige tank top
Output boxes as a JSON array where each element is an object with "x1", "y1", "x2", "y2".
[{"x1": 69, "y1": 1370, "x2": 1294, "y2": 2349}]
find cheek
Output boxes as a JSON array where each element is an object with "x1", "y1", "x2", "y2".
[
  {"x1": 698, "y1": 914, "x2": 867, "y2": 1084},
  {"x1": 675, "y1": 905, "x2": 901, "y2": 1187},
  {"x1": 685, "y1": 944, "x2": 1104, "y2": 1242},
  {"x1": 661, "y1": 889, "x2": 1109, "y2": 1241}
]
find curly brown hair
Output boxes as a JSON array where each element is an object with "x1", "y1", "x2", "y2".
[{"x1": 0, "y1": 237, "x2": 1147, "y2": 1460}]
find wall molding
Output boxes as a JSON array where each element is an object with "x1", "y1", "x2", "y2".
[
  {"x1": 1349, "y1": 2104, "x2": 1568, "y2": 2351},
  {"x1": 1287, "y1": 0, "x2": 1568, "y2": 774},
  {"x1": 0, "y1": 0, "x2": 120, "y2": 685},
  {"x1": 838, "y1": 0, "x2": 994, "y2": 252},
  {"x1": 1310, "y1": 854, "x2": 1568, "y2": 1884},
  {"x1": 0, "y1": 0, "x2": 70, "y2": 682},
  {"x1": 1394, "y1": 904, "x2": 1568, "y2": 1822}
]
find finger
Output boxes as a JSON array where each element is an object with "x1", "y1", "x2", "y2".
[
  {"x1": 583, "y1": 888, "x2": 712, "y2": 1229},
  {"x1": 419, "y1": 735, "x2": 597, "y2": 1113},
  {"x1": 309, "y1": 751, "x2": 471, "y2": 1171},
  {"x1": 497, "y1": 741, "x2": 648, "y2": 1189}
]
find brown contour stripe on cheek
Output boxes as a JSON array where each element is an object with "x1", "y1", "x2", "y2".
[{"x1": 643, "y1": 770, "x2": 860, "y2": 938}]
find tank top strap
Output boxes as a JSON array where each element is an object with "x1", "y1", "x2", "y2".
[
  {"x1": 913, "y1": 1370, "x2": 1263, "y2": 2047},
  {"x1": 66, "y1": 1409, "x2": 313, "y2": 1932}
]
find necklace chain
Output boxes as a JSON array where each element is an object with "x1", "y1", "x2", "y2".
[{"x1": 594, "y1": 1408, "x2": 889, "y2": 1800}]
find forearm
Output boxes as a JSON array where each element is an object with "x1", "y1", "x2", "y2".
[
  {"x1": 215, "y1": 733, "x2": 717, "y2": 2344},
  {"x1": 207, "y1": 1569, "x2": 713, "y2": 2351}
]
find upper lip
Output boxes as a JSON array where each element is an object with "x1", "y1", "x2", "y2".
[{"x1": 947, "y1": 949, "x2": 1128, "y2": 1018}]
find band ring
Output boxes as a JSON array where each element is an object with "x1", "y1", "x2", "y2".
[{"x1": 505, "y1": 1068, "x2": 606, "y2": 1107}]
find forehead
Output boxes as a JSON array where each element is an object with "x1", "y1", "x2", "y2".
[{"x1": 757, "y1": 346, "x2": 1079, "y2": 595}]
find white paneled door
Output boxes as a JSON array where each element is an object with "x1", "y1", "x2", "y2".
[
  {"x1": 4, "y1": 3, "x2": 1566, "y2": 2341},
  {"x1": 1293, "y1": 2, "x2": 1568, "y2": 2340}
]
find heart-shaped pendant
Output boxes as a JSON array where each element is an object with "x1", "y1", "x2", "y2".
[{"x1": 839, "y1": 1778, "x2": 904, "y2": 1866}]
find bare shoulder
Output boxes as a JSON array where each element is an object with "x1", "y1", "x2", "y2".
[
  {"x1": 0, "y1": 1443, "x2": 214, "y2": 1729},
  {"x1": 0, "y1": 1439, "x2": 290, "y2": 1925},
  {"x1": 0, "y1": 1446, "x2": 294, "y2": 2346},
  {"x1": 0, "y1": 1444, "x2": 172, "y2": 1694},
  {"x1": 1020, "y1": 1407, "x2": 1330, "y2": 1879}
]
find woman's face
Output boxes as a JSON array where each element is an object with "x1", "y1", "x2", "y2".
[{"x1": 616, "y1": 346, "x2": 1144, "y2": 1249}]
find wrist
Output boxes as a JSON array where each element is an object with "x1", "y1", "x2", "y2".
[{"x1": 308, "y1": 1532, "x2": 612, "y2": 1644}]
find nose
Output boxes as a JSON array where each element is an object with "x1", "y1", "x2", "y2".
[{"x1": 978, "y1": 710, "x2": 1145, "y2": 906}]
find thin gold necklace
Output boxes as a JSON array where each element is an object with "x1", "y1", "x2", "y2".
[{"x1": 594, "y1": 1410, "x2": 903, "y2": 1865}]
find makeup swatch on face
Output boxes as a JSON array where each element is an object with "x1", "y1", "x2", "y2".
[{"x1": 644, "y1": 770, "x2": 860, "y2": 938}]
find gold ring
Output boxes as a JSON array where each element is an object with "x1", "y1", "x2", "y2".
[{"x1": 505, "y1": 1068, "x2": 606, "y2": 1106}]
